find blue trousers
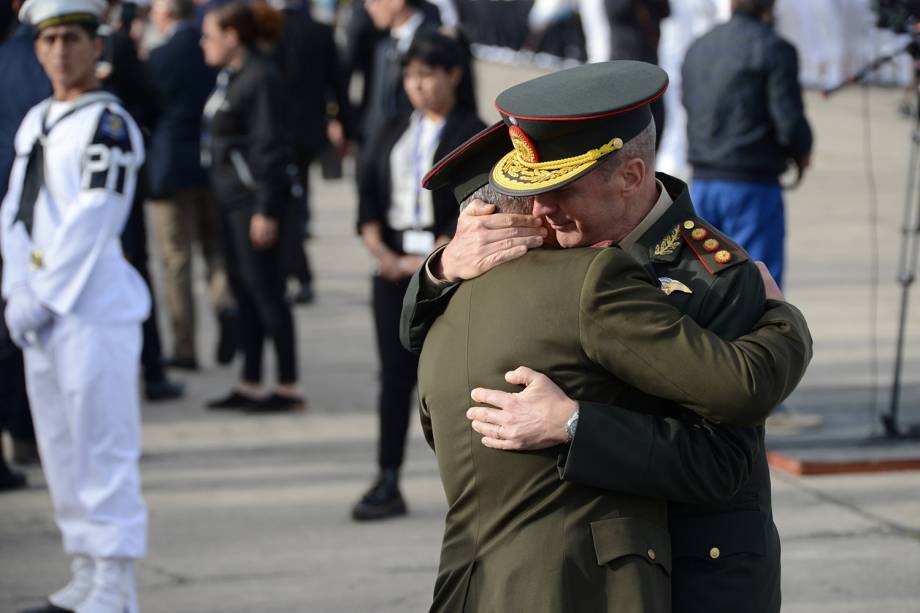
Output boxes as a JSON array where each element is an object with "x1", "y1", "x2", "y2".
[{"x1": 691, "y1": 179, "x2": 786, "y2": 288}]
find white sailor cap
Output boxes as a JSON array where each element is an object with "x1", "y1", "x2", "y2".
[{"x1": 19, "y1": 0, "x2": 106, "y2": 32}]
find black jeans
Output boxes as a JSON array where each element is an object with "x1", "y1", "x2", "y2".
[
  {"x1": 220, "y1": 206, "x2": 298, "y2": 384},
  {"x1": 372, "y1": 275, "x2": 419, "y2": 471}
]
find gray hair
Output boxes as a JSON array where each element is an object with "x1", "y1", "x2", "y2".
[
  {"x1": 460, "y1": 183, "x2": 533, "y2": 215},
  {"x1": 594, "y1": 119, "x2": 656, "y2": 179}
]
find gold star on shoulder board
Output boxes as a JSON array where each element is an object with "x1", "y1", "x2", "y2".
[{"x1": 659, "y1": 277, "x2": 692, "y2": 296}]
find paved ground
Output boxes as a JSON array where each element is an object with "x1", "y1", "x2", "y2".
[{"x1": 3, "y1": 62, "x2": 920, "y2": 612}]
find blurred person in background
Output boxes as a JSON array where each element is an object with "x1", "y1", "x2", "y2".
[
  {"x1": 605, "y1": 0, "x2": 671, "y2": 63},
  {"x1": 604, "y1": 0, "x2": 670, "y2": 147},
  {"x1": 147, "y1": 0, "x2": 238, "y2": 370},
  {"x1": 656, "y1": 0, "x2": 727, "y2": 179},
  {"x1": 360, "y1": 0, "x2": 475, "y2": 157},
  {"x1": 682, "y1": 0, "x2": 816, "y2": 429},
  {"x1": 97, "y1": 0, "x2": 186, "y2": 401},
  {"x1": 0, "y1": 0, "x2": 49, "y2": 479},
  {"x1": 682, "y1": 0, "x2": 812, "y2": 291},
  {"x1": 353, "y1": 30, "x2": 484, "y2": 520},
  {"x1": 200, "y1": 1, "x2": 302, "y2": 412},
  {"x1": 3, "y1": 0, "x2": 151, "y2": 609},
  {"x1": 264, "y1": 0, "x2": 354, "y2": 305}
]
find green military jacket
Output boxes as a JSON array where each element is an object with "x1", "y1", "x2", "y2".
[
  {"x1": 416, "y1": 237, "x2": 811, "y2": 613},
  {"x1": 402, "y1": 174, "x2": 812, "y2": 613}
]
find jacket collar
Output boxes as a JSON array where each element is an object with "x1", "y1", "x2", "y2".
[{"x1": 627, "y1": 172, "x2": 696, "y2": 265}]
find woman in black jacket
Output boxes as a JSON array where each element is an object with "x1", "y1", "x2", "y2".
[
  {"x1": 200, "y1": 1, "x2": 301, "y2": 411},
  {"x1": 353, "y1": 30, "x2": 484, "y2": 520}
]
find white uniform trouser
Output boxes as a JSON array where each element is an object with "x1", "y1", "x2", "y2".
[{"x1": 24, "y1": 315, "x2": 147, "y2": 559}]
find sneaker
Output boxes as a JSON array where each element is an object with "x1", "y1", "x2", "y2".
[{"x1": 351, "y1": 469, "x2": 407, "y2": 521}]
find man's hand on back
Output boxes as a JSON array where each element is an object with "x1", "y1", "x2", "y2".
[
  {"x1": 436, "y1": 200, "x2": 546, "y2": 282},
  {"x1": 467, "y1": 366, "x2": 577, "y2": 450}
]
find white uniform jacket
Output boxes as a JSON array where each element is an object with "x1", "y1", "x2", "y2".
[{"x1": 1, "y1": 93, "x2": 150, "y2": 323}]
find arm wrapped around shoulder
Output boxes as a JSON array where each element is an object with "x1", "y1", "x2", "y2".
[{"x1": 579, "y1": 248, "x2": 813, "y2": 427}]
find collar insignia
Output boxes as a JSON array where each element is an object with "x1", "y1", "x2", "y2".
[{"x1": 653, "y1": 224, "x2": 681, "y2": 257}]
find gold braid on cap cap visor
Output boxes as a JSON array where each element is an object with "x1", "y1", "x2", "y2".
[
  {"x1": 36, "y1": 12, "x2": 98, "y2": 30},
  {"x1": 492, "y1": 136, "x2": 624, "y2": 190}
]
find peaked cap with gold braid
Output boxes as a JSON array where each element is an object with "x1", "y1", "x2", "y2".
[
  {"x1": 490, "y1": 61, "x2": 668, "y2": 196},
  {"x1": 19, "y1": 0, "x2": 105, "y2": 32}
]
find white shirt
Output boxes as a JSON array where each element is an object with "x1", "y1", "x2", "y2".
[
  {"x1": 388, "y1": 112, "x2": 446, "y2": 231},
  {"x1": 391, "y1": 11, "x2": 426, "y2": 53},
  {"x1": 0, "y1": 93, "x2": 150, "y2": 322}
]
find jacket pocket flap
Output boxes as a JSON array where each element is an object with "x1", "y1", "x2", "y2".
[
  {"x1": 670, "y1": 509, "x2": 767, "y2": 558},
  {"x1": 591, "y1": 516, "x2": 672, "y2": 575}
]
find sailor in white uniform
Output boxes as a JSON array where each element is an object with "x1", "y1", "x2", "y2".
[{"x1": 1, "y1": 1, "x2": 149, "y2": 611}]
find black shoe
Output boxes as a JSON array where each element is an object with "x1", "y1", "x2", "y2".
[
  {"x1": 243, "y1": 393, "x2": 306, "y2": 414},
  {"x1": 0, "y1": 467, "x2": 27, "y2": 492},
  {"x1": 163, "y1": 356, "x2": 199, "y2": 371},
  {"x1": 145, "y1": 378, "x2": 185, "y2": 402},
  {"x1": 18, "y1": 603, "x2": 74, "y2": 613},
  {"x1": 351, "y1": 469, "x2": 407, "y2": 521},
  {"x1": 289, "y1": 284, "x2": 314, "y2": 305},
  {"x1": 206, "y1": 390, "x2": 262, "y2": 410},
  {"x1": 216, "y1": 309, "x2": 239, "y2": 366}
]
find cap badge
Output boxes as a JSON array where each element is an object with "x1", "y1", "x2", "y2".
[{"x1": 509, "y1": 125, "x2": 539, "y2": 164}]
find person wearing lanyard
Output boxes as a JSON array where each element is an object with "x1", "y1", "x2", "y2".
[{"x1": 354, "y1": 30, "x2": 484, "y2": 521}]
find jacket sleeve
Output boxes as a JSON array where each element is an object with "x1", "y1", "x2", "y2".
[
  {"x1": 30, "y1": 108, "x2": 145, "y2": 315},
  {"x1": 557, "y1": 259, "x2": 769, "y2": 504},
  {"x1": 579, "y1": 249, "x2": 813, "y2": 427},
  {"x1": 766, "y1": 38, "x2": 813, "y2": 159},
  {"x1": 399, "y1": 246, "x2": 460, "y2": 353},
  {"x1": 559, "y1": 401, "x2": 759, "y2": 504},
  {"x1": 246, "y1": 68, "x2": 290, "y2": 218},
  {"x1": 356, "y1": 121, "x2": 395, "y2": 231}
]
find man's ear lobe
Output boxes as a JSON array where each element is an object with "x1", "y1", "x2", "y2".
[{"x1": 621, "y1": 158, "x2": 646, "y2": 194}]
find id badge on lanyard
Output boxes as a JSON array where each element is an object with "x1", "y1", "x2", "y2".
[{"x1": 403, "y1": 116, "x2": 443, "y2": 256}]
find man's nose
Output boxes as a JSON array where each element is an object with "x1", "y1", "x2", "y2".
[{"x1": 531, "y1": 196, "x2": 556, "y2": 217}]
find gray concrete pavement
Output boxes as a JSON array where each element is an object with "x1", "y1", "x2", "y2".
[{"x1": 3, "y1": 62, "x2": 920, "y2": 612}]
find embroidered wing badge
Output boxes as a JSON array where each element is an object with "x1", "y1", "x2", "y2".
[{"x1": 659, "y1": 277, "x2": 692, "y2": 296}]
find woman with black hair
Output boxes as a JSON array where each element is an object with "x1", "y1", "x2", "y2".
[
  {"x1": 353, "y1": 30, "x2": 484, "y2": 520},
  {"x1": 200, "y1": 1, "x2": 301, "y2": 411}
]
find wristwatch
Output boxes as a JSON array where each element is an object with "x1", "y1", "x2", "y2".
[{"x1": 564, "y1": 409, "x2": 579, "y2": 443}]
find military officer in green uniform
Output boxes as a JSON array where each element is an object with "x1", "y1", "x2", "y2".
[{"x1": 408, "y1": 61, "x2": 812, "y2": 612}]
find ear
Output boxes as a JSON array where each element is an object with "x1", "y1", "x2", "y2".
[
  {"x1": 448, "y1": 66, "x2": 463, "y2": 88},
  {"x1": 94, "y1": 35, "x2": 103, "y2": 60},
  {"x1": 618, "y1": 157, "x2": 646, "y2": 197},
  {"x1": 226, "y1": 28, "x2": 240, "y2": 48}
]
